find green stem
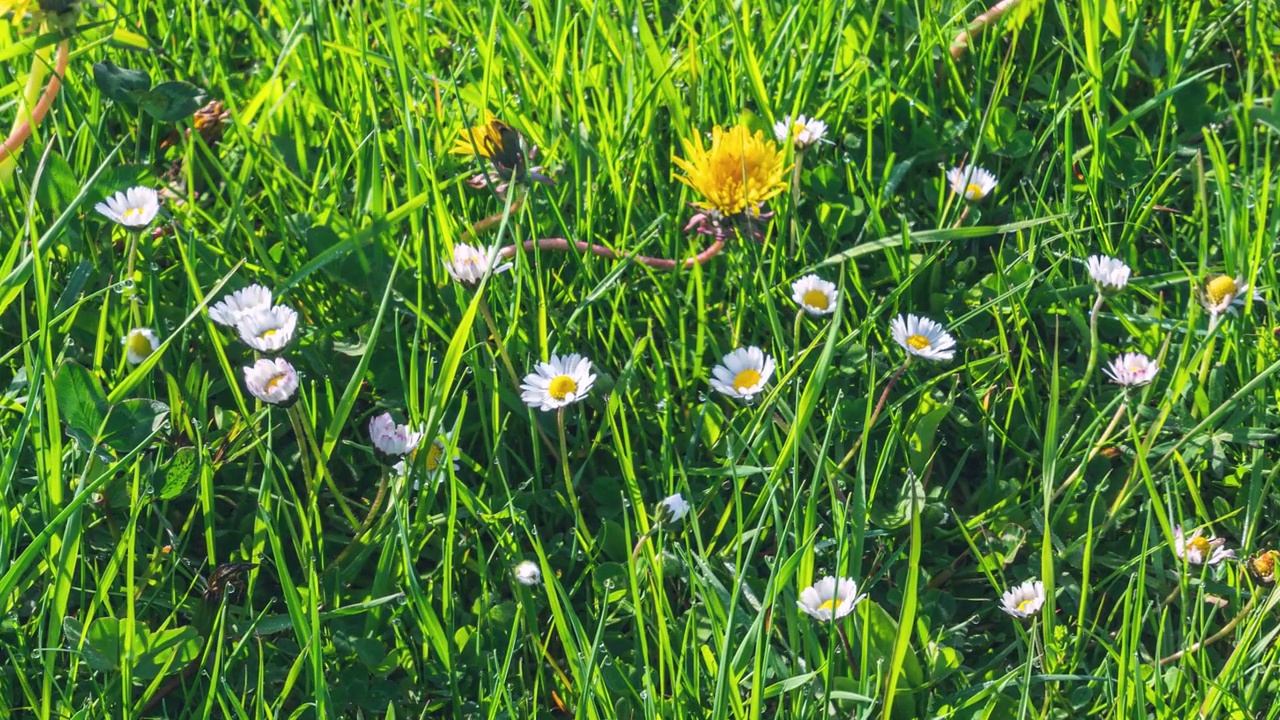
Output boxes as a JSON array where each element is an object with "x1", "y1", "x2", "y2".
[
  {"x1": 478, "y1": 295, "x2": 560, "y2": 460},
  {"x1": 286, "y1": 405, "x2": 316, "y2": 498},
  {"x1": 1065, "y1": 293, "x2": 1106, "y2": 418},
  {"x1": 789, "y1": 149, "x2": 805, "y2": 255},
  {"x1": 558, "y1": 408, "x2": 593, "y2": 552},
  {"x1": 832, "y1": 358, "x2": 910, "y2": 476}
]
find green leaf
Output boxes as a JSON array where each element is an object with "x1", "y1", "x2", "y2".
[
  {"x1": 156, "y1": 446, "x2": 198, "y2": 499},
  {"x1": 138, "y1": 81, "x2": 207, "y2": 122},
  {"x1": 64, "y1": 617, "x2": 116, "y2": 673},
  {"x1": 101, "y1": 398, "x2": 170, "y2": 454},
  {"x1": 92, "y1": 61, "x2": 151, "y2": 107},
  {"x1": 53, "y1": 362, "x2": 108, "y2": 449}
]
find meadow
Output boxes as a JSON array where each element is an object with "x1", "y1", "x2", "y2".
[{"x1": 1, "y1": 0, "x2": 1279, "y2": 717}]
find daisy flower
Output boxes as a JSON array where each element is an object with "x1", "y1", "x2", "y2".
[
  {"x1": 1248, "y1": 550, "x2": 1279, "y2": 585},
  {"x1": 369, "y1": 413, "x2": 423, "y2": 456},
  {"x1": 1173, "y1": 525, "x2": 1235, "y2": 566},
  {"x1": 520, "y1": 354, "x2": 597, "y2": 411},
  {"x1": 397, "y1": 432, "x2": 460, "y2": 489},
  {"x1": 1086, "y1": 255, "x2": 1131, "y2": 295},
  {"x1": 709, "y1": 346, "x2": 776, "y2": 401},
  {"x1": 890, "y1": 314, "x2": 956, "y2": 362},
  {"x1": 791, "y1": 274, "x2": 838, "y2": 316},
  {"x1": 122, "y1": 328, "x2": 160, "y2": 365},
  {"x1": 999, "y1": 579, "x2": 1046, "y2": 618},
  {"x1": 1104, "y1": 352, "x2": 1158, "y2": 388},
  {"x1": 236, "y1": 305, "x2": 298, "y2": 353},
  {"x1": 209, "y1": 284, "x2": 272, "y2": 327},
  {"x1": 95, "y1": 186, "x2": 160, "y2": 228},
  {"x1": 772, "y1": 114, "x2": 827, "y2": 151},
  {"x1": 658, "y1": 493, "x2": 691, "y2": 523},
  {"x1": 1199, "y1": 274, "x2": 1256, "y2": 318},
  {"x1": 243, "y1": 357, "x2": 298, "y2": 405},
  {"x1": 796, "y1": 576, "x2": 864, "y2": 622},
  {"x1": 513, "y1": 560, "x2": 542, "y2": 586},
  {"x1": 674, "y1": 125, "x2": 788, "y2": 218},
  {"x1": 445, "y1": 243, "x2": 512, "y2": 285},
  {"x1": 946, "y1": 166, "x2": 998, "y2": 201}
]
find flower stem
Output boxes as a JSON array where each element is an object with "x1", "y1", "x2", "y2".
[
  {"x1": 557, "y1": 408, "x2": 593, "y2": 553},
  {"x1": 1064, "y1": 293, "x2": 1106, "y2": 419},
  {"x1": 832, "y1": 359, "x2": 910, "y2": 477},
  {"x1": 950, "y1": 0, "x2": 1026, "y2": 60},
  {"x1": 285, "y1": 404, "x2": 316, "y2": 498},
  {"x1": 789, "y1": 149, "x2": 806, "y2": 255},
  {"x1": 0, "y1": 38, "x2": 70, "y2": 186},
  {"x1": 478, "y1": 295, "x2": 560, "y2": 460},
  {"x1": 1052, "y1": 399, "x2": 1127, "y2": 503}
]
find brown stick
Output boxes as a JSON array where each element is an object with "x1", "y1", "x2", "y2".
[
  {"x1": 0, "y1": 38, "x2": 70, "y2": 162},
  {"x1": 499, "y1": 237, "x2": 725, "y2": 271},
  {"x1": 950, "y1": 0, "x2": 1025, "y2": 60}
]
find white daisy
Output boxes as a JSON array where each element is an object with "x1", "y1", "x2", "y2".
[
  {"x1": 709, "y1": 346, "x2": 775, "y2": 401},
  {"x1": 513, "y1": 560, "x2": 542, "y2": 586},
  {"x1": 791, "y1": 274, "x2": 838, "y2": 316},
  {"x1": 796, "y1": 576, "x2": 864, "y2": 622},
  {"x1": 395, "y1": 432, "x2": 460, "y2": 489},
  {"x1": 209, "y1": 284, "x2": 273, "y2": 327},
  {"x1": 1104, "y1": 352, "x2": 1158, "y2": 388},
  {"x1": 1200, "y1": 275, "x2": 1257, "y2": 318},
  {"x1": 520, "y1": 354, "x2": 597, "y2": 411},
  {"x1": 445, "y1": 243, "x2": 512, "y2": 285},
  {"x1": 658, "y1": 493, "x2": 691, "y2": 523},
  {"x1": 890, "y1": 314, "x2": 956, "y2": 362},
  {"x1": 772, "y1": 114, "x2": 827, "y2": 151},
  {"x1": 1086, "y1": 255, "x2": 1131, "y2": 295},
  {"x1": 94, "y1": 186, "x2": 160, "y2": 228},
  {"x1": 122, "y1": 328, "x2": 160, "y2": 365},
  {"x1": 369, "y1": 412, "x2": 423, "y2": 456},
  {"x1": 999, "y1": 579, "x2": 1046, "y2": 618},
  {"x1": 1174, "y1": 525, "x2": 1235, "y2": 566},
  {"x1": 945, "y1": 166, "x2": 998, "y2": 201},
  {"x1": 243, "y1": 357, "x2": 299, "y2": 405},
  {"x1": 236, "y1": 305, "x2": 298, "y2": 353}
]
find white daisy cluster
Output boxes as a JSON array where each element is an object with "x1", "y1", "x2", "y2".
[{"x1": 206, "y1": 284, "x2": 303, "y2": 405}]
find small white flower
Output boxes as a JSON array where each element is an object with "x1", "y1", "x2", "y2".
[
  {"x1": 1086, "y1": 255, "x2": 1131, "y2": 295},
  {"x1": 520, "y1": 354, "x2": 597, "y2": 412},
  {"x1": 209, "y1": 285, "x2": 273, "y2": 327},
  {"x1": 890, "y1": 314, "x2": 956, "y2": 362},
  {"x1": 791, "y1": 274, "x2": 838, "y2": 316},
  {"x1": 122, "y1": 328, "x2": 160, "y2": 365},
  {"x1": 236, "y1": 305, "x2": 298, "y2": 353},
  {"x1": 1200, "y1": 275, "x2": 1258, "y2": 318},
  {"x1": 945, "y1": 166, "x2": 998, "y2": 201},
  {"x1": 772, "y1": 114, "x2": 828, "y2": 151},
  {"x1": 513, "y1": 560, "x2": 542, "y2": 586},
  {"x1": 243, "y1": 357, "x2": 299, "y2": 405},
  {"x1": 999, "y1": 579, "x2": 1046, "y2": 618},
  {"x1": 1104, "y1": 352, "x2": 1158, "y2": 388},
  {"x1": 658, "y1": 493, "x2": 691, "y2": 522},
  {"x1": 796, "y1": 576, "x2": 864, "y2": 622},
  {"x1": 369, "y1": 413, "x2": 423, "y2": 456},
  {"x1": 1174, "y1": 525, "x2": 1235, "y2": 566},
  {"x1": 94, "y1": 186, "x2": 160, "y2": 228},
  {"x1": 415, "y1": 432, "x2": 460, "y2": 486},
  {"x1": 709, "y1": 346, "x2": 775, "y2": 401},
  {"x1": 445, "y1": 243, "x2": 512, "y2": 285}
]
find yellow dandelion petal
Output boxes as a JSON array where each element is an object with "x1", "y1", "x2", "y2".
[
  {"x1": 673, "y1": 125, "x2": 789, "y2": 217},
  {"x1": 450, "y1": 110, "x2": 503, "y2": 159}
]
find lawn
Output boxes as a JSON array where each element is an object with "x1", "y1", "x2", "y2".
[{"x1": 2, "y1": 0, "x2": 1279, "y2": 717}]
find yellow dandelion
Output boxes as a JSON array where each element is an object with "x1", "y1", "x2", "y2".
[
  {"x1": 450, "y1": 110, "x2": 511, "y2": 160},
  {"x1": 673, "y1": 125, "x2": 788, "y2": 217}
]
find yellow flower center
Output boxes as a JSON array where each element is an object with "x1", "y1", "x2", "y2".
[
  {"x1": 1128, "y1": 363, "x2": 1144, "y2": 373},
  {"x1": 1187, "y1": 536, "x2": 1213, "y2": 558},
  {"x1": 124, "y1": 206, "x2": 145, "y2": 221},
  {"x1": 548, "y1": 375, "x2": 578, "y2": 400},
  {"x1": 733, "y1": 368, "x2": 762, "y2": 392},
  {"x1": 1016, "y1": 597, "x2": 1037, "y2": 612},
  {"x1": 817, "y1": 599, "x2": 838, "y2": 613},
  {"x1": 1251, "y1": 551, "x2": 1277, "y2": 579},
  {"x1": 1205, "y1": 275, "x2": 1238, "y2": 305},
  {"x1": 265, "y1": 374, "x2": 284, "y2": 392},
  {"x1": 965, "y1": 183, "x2": 985, "y2": 200},
  {"x1": 127, "y1": 333, "x2": 153, "y2": 358},
  {"x1": 802, "y1": 289, "x2": 830, "y2": 310},
  {"x1": 258, "y1": 328, "x2": 278, "y2": 339},
  {"x1": 906, "y1": 334, "x2": 931, "y2": 350},
  {"x1": 425, "y1": 442, "x2": 443, "y2": 472},
  {"x1": 673, "y1": 125, "x2": 788, "y2": 217}
]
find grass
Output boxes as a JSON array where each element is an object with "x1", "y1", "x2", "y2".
[{"x1": 1, "y1": 0, "x2": 1279, "y2": 717}]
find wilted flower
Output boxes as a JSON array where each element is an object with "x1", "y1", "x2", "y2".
[
  {"x1": 890, "y1": 314, "x2": 956, "y2": 362},
  {"x1": 236, "y1": 305, "x2": 298, "y2": 353},
  {"x1": 772, "y1": 114, "x2": 827, "y2": 151},
  {"x1": 243, "y1": 357, "x2": 298, "y2": 405},
  {"x1": 1199, "y1": 274, "x2": 1257, "y2": 319},
  {"x1": 709, "y1": 346, "x2": 775, "y2": 401},
  {"x1": 674, "y1": 125, "x2": 788, "y2": 238},
  {"x1": 520, "y1": 354, "x2": 597, "y2": 411},
  {"x1": 946, "y1": 166, "x2": 998, "y2": 201},
  {"x1": 1248, "y1": 550, "x2": 1279, "y2": 584},
  {"x1": 445, "y1": 243, "x2": 511, "y2": 285},
  {"x1": 1086, "y1": 255, "x2": 1131, "y2": 295},
  {"x1": 791, "y1": 274, "x2": 838, "y2": 316},
  {"x1": 451, "y1": 110, "x2": 552, "y2": 190},
  {"x1": 796, "y1": 576, "x2": 864, "y2": 621},
  {"x1": 1173, "y1": 525, "x2": 1235, "y2": 566},
  {"x1": 999, "y1": 579, "x2": 1046, "y2": 618},
  {"x1": 1104, "y1": 352, "x2": 1158, "y2": 388},
  {"x1": 122, "y1": 328, "x2": 160, "y2": 365},
  {"x1": 369, "y1": 413, "x2": 423, "y2": 456},
  {"x1": 513, "y1": 560, "x2": 542, "y2": 586},
  {"x1": 658, "y1": 493, "x2": 691, "y2": 523},
  {"x1": 209, "y1": 285, "x2": 272, "y2": 327},
  {"x1": 95, "y1": 187, "x2": 160, "y2": 229}
]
